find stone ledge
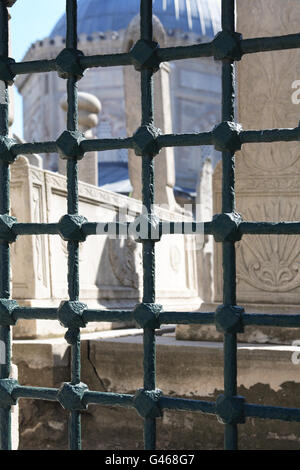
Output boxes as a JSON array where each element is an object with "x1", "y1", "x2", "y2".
[
  {"x1": 176, "y1": 302, "x2": 300, "y2": 345},
  {"x1": 88, "y1": 334, "x2": 300, "y2": 397},
  {"x1": 11, "y1": 330, "x2": 300, "y2": 449},
  {"x1": 13, "y1": 331, "x2": 300, "y2": 395}
]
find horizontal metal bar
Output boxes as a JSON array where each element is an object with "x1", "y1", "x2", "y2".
[
  {"x1": 11, "y1": 306, "x2": 214, "y2": 326},
  {"x1": 9, "y1": 33, "x2": 300, "y2": 78},
  {"x1": 241, "y1": 33, "x2": 300, "y2": 54},
  {"x1": 13, "y1": 222, "x2": 131, "y2": 237},
  {"x1": 13, "y1": 222, "x2": 110, "y2": 236},
  {"x1": 243, "y1": 313, "x2": 300, "y2": 328},
  {"x1": 14, "y1": 307, "x2": 58, "y2": 320},
  {"x1": 81, "y1": 137, "x2": 134, "y2": 153},
  {"x1": 159, "y1": 311, "x2": 214, "y2": 325},
  {"x1": 83, "y1": 310, "x2": 133, "y2": 323},
  {"x1": 12, "y1": 307, "x2": 132, "y2": 322},
  {"x1": 14, "y1": 223, "x2": 59, "y2": 235},
  {"x1": 240, "y1": 128, "x2": 299, "y2": 144},
  {"x1": 240, "y1": 222, "x2": 300, "y2": 235},
  {"x1": 10, "y1": 55, "x2": 132, "y2": 77},
  {"x1": 83, "y1": 391, "x2": 134, "y2": 408},
  {"x1": 13, "y1": 386, "x2": 58, "y2": 401},
  {"x1": 10, "y1": 306, "x2": 300, "y2": 330},
  {"x1": 82, "y1": 222, "x2": 132, "y2": 237},
  {"x1": 159, "y1": 397, "x2": 216, "y2": 414},
  {"x1": 156, "y1": 43, "x2": 213, "y2": 62},
  {"x1": 10, "y1": 307, "x2": 300, "y2": 329},
  {"x1": 165, "y1": 222, "x2": 212, "y2": 234},
  {"x1": 10, "y1": 125, "x2": 300, "y2": 160},
  {"x1": 11, "y1": 384, "x2": 300, "y2": 424},
  {"x1": 79, "y1": 53, "x2": 132, "y2": 69},
  {"x1": 10, "y1": 59, "x2": 57, "y2": 76},
  {"x1": 245, "y1": 403, "x2": 300, "y2": 422},
  {"x1": 10, "y1": 221, "x2": 212, "y2": 237},
  {"x1": 13, "y1": 221, "x2": 300, "y2": 238},
  {"x1": 12, "y1": 138, "x2": 133, "y2": 157},
  {"x1": 12, "y1": 141, "x2": 57, "y2": 156},
  {"x1": 85, "y1": 221, "x2": 211, "y2": 237},
  {"x1": 157, "y1": 132, "x2": 213, "y2": 148}
]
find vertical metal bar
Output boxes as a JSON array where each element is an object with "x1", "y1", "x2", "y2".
[
  {"x1": 221, "y1": 0, "x2": 238, "y2": 451},
  {"x1": 221, "y1": 0, "x2": 235, "y2": 32},
  {"x1": 65, "y1": 0, "x2": 81, "y2": 451},
  {"x1": 140, "y1": 0, "x2": 157, "y2": 451},
  {"x1": 0, "y1": 2, "x2": 11, "y2": 450}
]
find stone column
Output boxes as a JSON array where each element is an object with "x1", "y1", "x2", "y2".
[
  {"x1": 7, "y1": 2, "x2": 19, "y2": 449},
  {"x1": 123, "y1": 15, "x2": 178, "y2": 211},
  {"x1": 59, "y1": 92, "x2": 101, "y2": 186},
  {"x1": 195, "y1": 159, "x2": 213, "y2": 303}
]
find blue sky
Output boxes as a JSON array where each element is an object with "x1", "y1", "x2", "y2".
[{"x1": 10, "y1": 0, "x2": 66, "y2": 137}]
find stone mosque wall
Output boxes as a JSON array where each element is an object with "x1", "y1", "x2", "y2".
[{"x1": 15, "y1": 24, "x2": 221, "y2": 192}]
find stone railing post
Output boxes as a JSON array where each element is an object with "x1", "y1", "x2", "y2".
[
  {"x1": 60, "y1": 91, "x2": 101, "y2": 186},
  {"x1": 123, "y1": 15, "x2": 178, "y2": 211}
]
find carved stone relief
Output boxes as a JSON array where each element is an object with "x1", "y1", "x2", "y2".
[
  {"x1": 213, "y1": 0, "x2": 300, "y2": 305},
  {"x1": 237, "y1": 201, "x2": 300, "y2": 293},
  {"x1": 108, "y1": 236, "x2": 142, "y2": 290}
]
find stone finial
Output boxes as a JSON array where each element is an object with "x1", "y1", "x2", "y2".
[
  {"x1": 123, "y1": 14, "x2": 166, "y2": 51},
  {"x1": 60, "y1": 91, "x2": 102, "y2": 134},
  {"x1": 59, "y1": 91, "x2": 101, "y2": 186}
]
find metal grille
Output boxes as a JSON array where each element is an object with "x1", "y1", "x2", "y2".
[{"x1": 1, "y1": 0, "x2": 300, "y2": 450}]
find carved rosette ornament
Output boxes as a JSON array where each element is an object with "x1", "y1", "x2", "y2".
[{"x1": 237, "y1": 202, "x2": 300, "y2": 292}]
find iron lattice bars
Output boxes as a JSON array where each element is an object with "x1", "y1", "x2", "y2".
[
  {"x1": 219, "y1": 0, "x2": 238, "y2": 450},
  {"x1": 64, "y1": 0, "x2": 82, "y2": 450},
  {"x1": 0, "y1": 0, "x2": 300, "y2": 450},
  {"x1": 139, "y1": 1, "x2": 157, "y2": 450},
  {"x1": 0, "y1": 1, "x2": 12, "y2": 451}
]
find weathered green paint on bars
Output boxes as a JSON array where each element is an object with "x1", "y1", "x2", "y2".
[{"x1": 1, "y1": 0, "x2": 300, "y2": 451}]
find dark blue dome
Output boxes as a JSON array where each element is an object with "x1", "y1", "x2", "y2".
[{"x1": 51, "y1": 0, "x2": 221, "y2": 38}]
